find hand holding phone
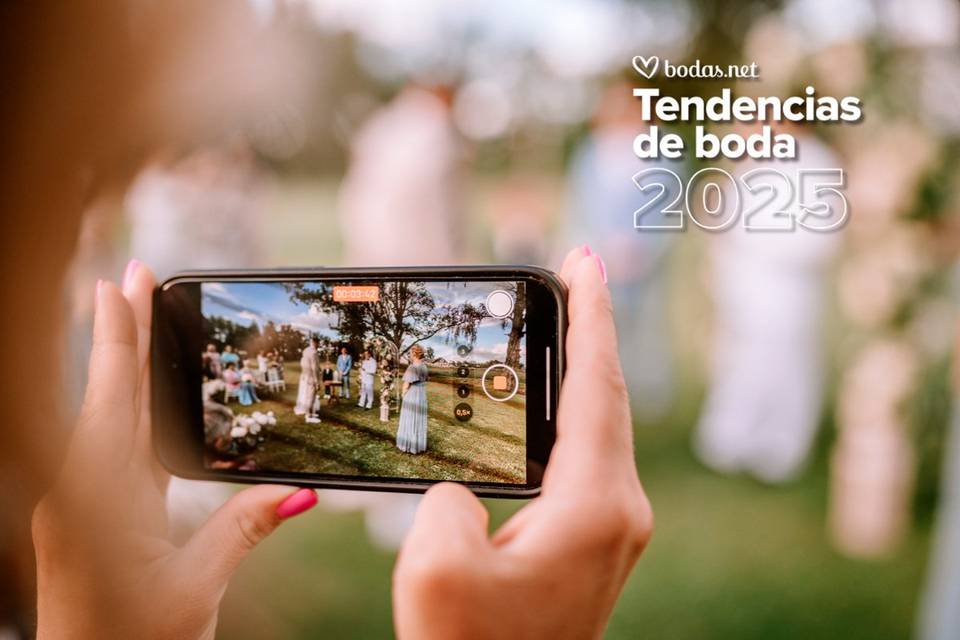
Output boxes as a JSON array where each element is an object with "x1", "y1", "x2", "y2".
[
  {"x1": 33, "y1": 263, "x2": 318, "y2": 640},
  {"x1": 152, "y1": 266, "x2": 565, "y2": 497},
  {"x1": 393, "y1": 248, "x2": 653, "y2": 639}
]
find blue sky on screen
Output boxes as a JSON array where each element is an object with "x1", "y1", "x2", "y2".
[{"x1": 202, "y1": 281, "x2": 525, "y2": 364}]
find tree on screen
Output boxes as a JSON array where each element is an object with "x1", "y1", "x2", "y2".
[
  {"x1": 205, "y1": 315, "x2": 260, "y2": 354},
  {"x1": 502, "y1": 282, "x2": 526, "y2": 370},
  {"x1": 285, "y1": 282, "x2": 487, "y2": 362}
]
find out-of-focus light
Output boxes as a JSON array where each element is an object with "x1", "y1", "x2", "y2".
[
  {"x1": 452, "y1": 79, "x2": 512, "y2": 140},
  {"x1": 743, "y1": 15, "x2": 805, "y2": 90},
  {"x1": 524, "y1": 76, "x2": 593, "y2": 125},
  {"x1": 919, "y1": 53, "x2": 960, "y2": 134},
  {"x1": 784, "y1": 0, "x2": 877, "y2": 50},
  {"x1": 535, "y1": 1, "x2": 625, "y2": 77},
  {"x1": 881, "y1": 0, "x2": 959, "y2": 48}
]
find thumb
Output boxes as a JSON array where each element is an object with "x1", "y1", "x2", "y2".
[
  {"x1": 397, "y1": 483, "x2": 489, "y2": 570},
  {"x1": 393, "y1": 484, "x2": 489, "y2": 637},
  {"x1": 179, "y1": 486, "x2": 317, "y2": 593}
]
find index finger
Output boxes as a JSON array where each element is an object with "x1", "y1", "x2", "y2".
[
  {"x1": 545, "y1": 254, "x2": 636, "y2": 492},
  {"x1": 122, "y1": 261, "x2": 169, "y2": 492},
  {"x1": 491, "y1": 254, "x2": 645, "y2": 554}
]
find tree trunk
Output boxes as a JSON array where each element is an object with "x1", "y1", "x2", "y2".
[{"x1": 505, "y1": 283, "x2": 526, "y2": 369}]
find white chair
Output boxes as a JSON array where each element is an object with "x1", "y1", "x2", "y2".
[
  {"x1": 224, "y1": 387, "x2": 240, "y2": 403},
  {"x1": 266, "y1": 368, "x2": 286, "y2": 393}
]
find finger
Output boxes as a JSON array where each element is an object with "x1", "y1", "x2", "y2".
[
  {"x1": 559, "y1": 245, "x2": 590, "y2": 287},
  {"x1": 121, "y1": 259, "x2": 156, "y2": 377},
  {"x1": 548, "y1": 255, "x2": 635, "y2": 489},
  {"x1": 496, "y1": 259, "x2": 650, "y2": 562},
  {"x1": 122, "y1": 261, "x2": 168, "y2": 492},
  {"x1": 72, "y1": 280, "x2": 140, "y2": 469},
  {"x1": 392, "y1": 484, "x2": 490, "y2": 639},
  {"x1": 399, "y1": 483, "x2": 489, "y2": 564},
  {"x1": 178, "y1": 486, "x2": 317, "y2": 594}
]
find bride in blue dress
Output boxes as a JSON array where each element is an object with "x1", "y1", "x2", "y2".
[{"x1": 397, "y1": 345, "x2": 429, "y2": 454}]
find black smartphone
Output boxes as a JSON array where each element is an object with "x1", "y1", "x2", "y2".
[{"x1": 151, "y1": 266, "x2": 565, "y2": 498}]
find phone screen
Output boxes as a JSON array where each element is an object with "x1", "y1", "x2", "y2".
[{"x1": 199, "y1": 279, "x2": 529, "y2": 485}]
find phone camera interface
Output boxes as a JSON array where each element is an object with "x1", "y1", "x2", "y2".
[{"x1": 199, "y1": 280, "x2": 528, "y2": 485}]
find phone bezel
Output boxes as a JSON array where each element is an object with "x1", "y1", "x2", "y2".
[{"x1": 151, "y1": 265, "x2": 566, "y2": 499}]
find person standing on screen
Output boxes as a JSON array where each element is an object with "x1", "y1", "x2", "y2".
[
  {"x1": 397, "y1": 345, "x2": 429, "y2": 454},
  {"x1": 358, "y1": 349, "x2": 377, "y2": 410},
  {"x1": 295, "y1": 337, "x2": 321, "y2": 422},
  {"x1": 256, "y1": 350, "x2": 267, "y2": 375},
  {"x1": 337, "y1": 346, "x2": 353, "y2": 400}
]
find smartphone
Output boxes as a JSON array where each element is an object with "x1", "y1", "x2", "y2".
[{"x1": 151, "y1": 266, "x2": 565, "y2": 498}]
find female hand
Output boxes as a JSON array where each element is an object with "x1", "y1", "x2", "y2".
[
  {"x1": 32, "y1": 261, "x2": 317, "y2": 640},
  {"x1": 392, "y1": 247, "x2": 654, "y2": 639}
]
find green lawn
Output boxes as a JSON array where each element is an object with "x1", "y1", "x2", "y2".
[{"x1": 227, "y1": 363, "x2": 526, "y2": 483}]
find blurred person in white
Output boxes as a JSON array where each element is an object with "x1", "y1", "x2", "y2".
[
  {"x1": 918, "y1": 282, "x2": 960, "y2": 639},
  {"x1": 337, "y1": 83, "x2": 465, "y2": 267},
  {"x1": 564, "y1": 80, "x2": 681, "y2": 420},
  {"x1": 695, "y1": 121, "x2": 841, "y2": 483},
  {"x1": 125, "y1": 137, "x2": 266, "y2": 281},
  {"x1": 123, "y1": 136, "x2": 270, "y2": 541},
  {"x1": 332, "y1": 82, "x2": 466, "y2": 546}
]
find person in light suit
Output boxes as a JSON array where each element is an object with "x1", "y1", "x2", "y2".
[{"x1": 358, "y1": 349, "x2": 377, "y2": 410}]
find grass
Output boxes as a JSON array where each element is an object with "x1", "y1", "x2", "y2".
[{"x1": 224, "y1": 363, "x2": 526, "y2": 483}]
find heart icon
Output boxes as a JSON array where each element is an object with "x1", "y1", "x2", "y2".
[{"x1": 632, "y1": 55, "x2": 659, "y2": 80}]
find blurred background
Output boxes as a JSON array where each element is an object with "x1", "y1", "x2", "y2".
[{"x1": 18, "y1": 0, "x2": 960, "y2": 638}]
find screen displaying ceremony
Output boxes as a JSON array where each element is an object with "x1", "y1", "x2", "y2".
[{"x1": 199, "y1": 280, "x2": 527, "y2": 484}]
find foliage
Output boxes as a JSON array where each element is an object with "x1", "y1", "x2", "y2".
[
  {"x1": 206, "y1": 315, "x2": 307, "y2": 360},
  {"x1": 285, "y1": 282, "x2": 488, "y2": 360}
]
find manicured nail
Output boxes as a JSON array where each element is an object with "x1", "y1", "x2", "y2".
[
  {"x1": 594, "y1": 255, "x2": 608, "y2": 284},
  {"x1": 582, "y1": 244, "x2": 593, "y2": 257},
  {"x1": 276, "y1": 489, "x2": 317, "y2": 519},
  {"x1": 122, "y1": 259, "x2": 140, "y2": 292},
  {"x1": 95, "y1": 279, "x2": 103, "y2": 307}
]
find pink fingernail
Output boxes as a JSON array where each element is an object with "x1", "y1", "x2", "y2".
[
  {"x1": 95, "y1": 279, "x2": 103, "y2": 306},
  {"x1": 276, "y1": 489, "x2": 317, "y2": 519},
  {"x1": 122, "y1": 259, "x2": 140, "y2": 292},
  {"x1": 594, "y1": 255, "x2": 608, "y2": 284},
  {"x1": 582, "y1": 244, "x2": 593, "y2": 257}
]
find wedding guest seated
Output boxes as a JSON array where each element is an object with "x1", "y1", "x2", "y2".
[
  {"x1": 238, "y1": 365, "x2": 260, "y2": 406},
  {"x1": 222, "y1": 362, "x2": 241, "y2": 402},
  {"x1": 274, "y1": 351, "x2": 286, "y2": 379},
  {"x1": 202, "y1": 343, "x2": 222, "y2": 379}
]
